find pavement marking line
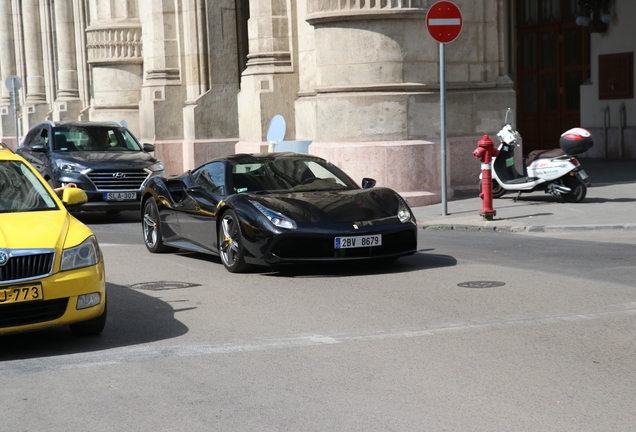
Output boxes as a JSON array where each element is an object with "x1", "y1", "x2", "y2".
[{"x1": 2, "y1": 304, "x2": 636, "y2": 377}]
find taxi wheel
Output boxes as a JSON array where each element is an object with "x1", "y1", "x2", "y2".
[
  {"x1": 70, "y1": 299, "x2": 107, "y2": 336},
  {"x1": 142, "y1": 199, "x2": 176, "y2": 253},
  {"x1": 218, "y1": 210, "x2": 250, "y2": 273}
]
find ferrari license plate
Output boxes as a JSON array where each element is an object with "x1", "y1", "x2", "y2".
[
  {"x1": 104, "y1": 192, "x2": 137, "y2": 201},
  {"x1": 0, "y1": 284, "x2": 43, "y2": 304},
  {"x1": 334, "y1": 234, "x2": 382, "y2": 249}
]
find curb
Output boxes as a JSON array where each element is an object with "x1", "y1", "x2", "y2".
[{"x1": 421, "y1": 223, "x2": 636, "y2": 233}]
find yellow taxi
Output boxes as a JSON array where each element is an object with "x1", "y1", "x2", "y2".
[{"x1": 0, "y1": 143, "x2": 106, "y2": 336}]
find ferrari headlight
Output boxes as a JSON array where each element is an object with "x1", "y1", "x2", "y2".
[
  {"x1": 55, "y1": 158, "x2": 89, "y2": 174},
  {"x1": 61, "y1": 236, "x2": 101, "y2": 271},
  {"x1": 250, "y1": 200, "x2": 297, "y2": 230},
  {"x1": 396, "y1": 194, "x2": 411, "y2": 223}
]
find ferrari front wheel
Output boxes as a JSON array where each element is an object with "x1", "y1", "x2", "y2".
[
  {"x1": 219, "y1": 210, "x2": 249, "y2": 273},
  {"x1": 142, "y1": 199, "x2": 175, "y2": 253}
]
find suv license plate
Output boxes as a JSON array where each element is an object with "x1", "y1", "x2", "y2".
[
  {"x1": 334, "y1": 234, "x2": 382, "y2": 249},
  {"x1": 104, "y1": 192, "x2": 137, "y2": 201},
  {"x1": 0, "y1": 284, "x2": 43, "y2": 304}
]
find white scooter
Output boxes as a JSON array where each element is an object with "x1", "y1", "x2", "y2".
[{"x1": 483, "y1": 109, "x2": 592, "y2": 203}]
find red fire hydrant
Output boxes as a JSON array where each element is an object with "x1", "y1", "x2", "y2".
[{"x1": 473, "y1": 135, "x2": 500, "y2": 220}]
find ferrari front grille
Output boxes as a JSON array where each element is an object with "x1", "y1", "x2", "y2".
[
  {"x1": 88, "y1": 169, "x2": 149, "y2": 190},
  {"x1": 272, "y1": 230, "x2": 417, "y2": 259},
  {"x1": 0, "y1": 298, "x2": 68, "y2": 328},
  {"x1": 0, "y1": 252, "x2": 54, "y2": 282}
]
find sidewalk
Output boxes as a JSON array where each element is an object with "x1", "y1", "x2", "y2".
[{"x1": 411, "y1": 158, "x2": 636, "y2": 232}]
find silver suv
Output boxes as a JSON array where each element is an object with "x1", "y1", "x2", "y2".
[{"x1": 17, "y1": 121, "x2": 164, "y2": 213}]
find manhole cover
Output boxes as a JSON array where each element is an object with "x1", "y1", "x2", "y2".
[
  {"x1": 130, "y1": 281, "x2": 201, "y2": 291},
  {"x1": 457, "y1": 281, "x2": 506, "y2": 288}
]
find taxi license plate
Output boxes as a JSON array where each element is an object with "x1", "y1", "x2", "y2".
[
  {"x1": 334, "y1": 234, "x2": 382, "y2": 249},
  {"x1": 0, "y1": 284, "x2": 43, "y2": 304},
  {"x1": 104, "y1": 192, "x2": 137, "y2": 201}
]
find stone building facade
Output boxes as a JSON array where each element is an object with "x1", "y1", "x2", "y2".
[{"x1": 0, "y1": 0, "x2": 633, "y2": 206}]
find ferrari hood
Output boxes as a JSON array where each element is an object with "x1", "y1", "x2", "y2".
[
  {"x1": 253, "y1": 188, "x2": 402, "y2": 224},
  {"x1": 0, "y1": 211, "x2": 71, "y2": 250}
]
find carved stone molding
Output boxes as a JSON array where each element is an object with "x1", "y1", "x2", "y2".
[
  {"x1": 86, "y1": 25, "x2": 143, "y2": 65},
  {"x1": 306, "y1": 0, "x2": 429, "y2": 24}
]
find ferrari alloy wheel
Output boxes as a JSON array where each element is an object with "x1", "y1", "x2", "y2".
[
  {"x1": 142, "y1": 199, "x2": 175, "y2": 253},
  {"x1": 559, "y1": 175, "x2": 587, "y2": 203},
  {"x1": 219, "y1": 210, "x2": 249, "y2": 273}
]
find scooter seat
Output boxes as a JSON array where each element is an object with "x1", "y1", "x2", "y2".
[{"x1": 525, "y1": 148, "x2": 565, "y2": 166}]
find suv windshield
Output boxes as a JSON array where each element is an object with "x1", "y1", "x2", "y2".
[
  {"x1": 52, "y1": 125, "x2": 142, "y2": 152},
  {"x1": 0, "y1": 160, "x2": 58, "y2": 213}
]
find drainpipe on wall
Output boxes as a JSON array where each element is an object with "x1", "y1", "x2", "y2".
[
  {"x1": 604, "y1": 104, "x2": 610, "y2": 158},
  {"x1": 619, "y1": 102, "x2": 626, "y2": 159}
]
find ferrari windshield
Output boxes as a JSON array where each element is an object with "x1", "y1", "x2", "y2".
[
  {"x1": 0, "y1": 160, "x2": 58, "y2": 213},
  {"x1": 231, "y1": 156, "x2": 357, "y2": 193}
]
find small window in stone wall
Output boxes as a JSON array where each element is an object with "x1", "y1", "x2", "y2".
[{"x1": 599, "y1": 52, "x2": 633, "y2": 100}]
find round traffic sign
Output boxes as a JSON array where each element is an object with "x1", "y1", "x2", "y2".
[
  {"x1": 5, "y1": 74, "x2": 22, "y2": 90},
  {"x1": 426, "y1": 1, "x2": 463, "y2": 44}
]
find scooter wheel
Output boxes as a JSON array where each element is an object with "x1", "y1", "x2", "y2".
[
  {"x1": 481, "y1": 179, "x2": 506, "y2": 198},
  {"x1": 560, "y1": 175, "x2": 587, "y2": 203}
]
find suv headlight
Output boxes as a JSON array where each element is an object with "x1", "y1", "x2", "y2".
[
  {"x1": 250, "y1": 200, "x2": 297, "y2": 230},
  {"x1": 146, "y1": 162, "x2": 164, "y2": 172},
  {"x1": 61, "y1": 236, "x2": 101, "y2": 271},
  {"x1": 55, "y1": 158, "x2": 89, "y2": 174}
]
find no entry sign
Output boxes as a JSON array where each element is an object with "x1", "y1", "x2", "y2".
[{"x1": 426, "y1": 1, "x2": 463, "y2": 44}]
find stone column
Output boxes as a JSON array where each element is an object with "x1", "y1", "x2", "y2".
[
  {"x1": 236, "y1": 0, "x2": 299, "y2": 149},
  {"x1": 54, "y1": 0, "x2": 79, "y2": 99},
  {"x1": 138, "y1": 0, "x2": 183, "y2": 142},
  {"x1": 86, "y1": 0, "x2": 143, "y2": 134},
  {"x1": 0, "y1": 2, "x2": 18, "y2": 143},
  {"x1": 177, "y1": 0, "x2": 239, "y2": 174},
  {"x1": 52, "y1": 0, "x2": 84, "y2": 120},
  {"x1": 22, "y1": 0, "x2": 46, "y2": 104},
  {"x1": 20, "y1": 0, "x2": 49, "y2": 135},
  {"x1": 294, "y1": 0, "x2": 516, "y2": 206}
]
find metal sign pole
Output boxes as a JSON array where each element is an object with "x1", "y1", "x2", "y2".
[
  {"x1": 440, "y1": 43, "x2": 448, "y2": 216},
  {"x1": 427, "y1": 1, "x2": 462, "y2": 217},
  {"x1": 6, "y1": 75, "x2": 22, "y2": 148},
  {"x1": 11, "y1": 80, "x2": 19, "y2": 147}
]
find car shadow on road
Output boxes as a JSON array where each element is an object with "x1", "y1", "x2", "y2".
[
  {"x1": 262, "y1": 251, "x2": 457, "y2": 278},
  {"x1": 173, "y1": 249, "x2": 457, "y2": 277},
  {"x1": 71, "y1": 210, "x2": 141, "y2": 224},
  {"x1": 0, "y1": 283, "x2": 188, "y2": 361}
]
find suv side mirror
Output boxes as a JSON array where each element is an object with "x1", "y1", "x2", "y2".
[
  {"x1": 31, "y1": 143, "x2": 47, "y2": 152},
  {"x1": 143, "y1": 143, "x2": 155, "y2": 152},
  {"x1": 361, "y1": 178, "x2": 376, "y2": 189}
]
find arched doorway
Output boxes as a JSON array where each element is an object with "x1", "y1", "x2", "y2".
[{"x1": 516, "y1": 0, "x2": 590, "y2": 152}]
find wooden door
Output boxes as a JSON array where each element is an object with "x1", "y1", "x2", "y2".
[{"x1": 516, "y1": 0, "x2": 590, "y2": 153}]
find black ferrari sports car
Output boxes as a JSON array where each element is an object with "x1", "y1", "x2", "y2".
[{"x1": 140, "y1": 153, "x2": 417, "y2": 272}]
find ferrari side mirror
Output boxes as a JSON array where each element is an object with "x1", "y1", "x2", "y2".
[{"x1": 361, "y1": 178, "x2": 376, "y2": 189}]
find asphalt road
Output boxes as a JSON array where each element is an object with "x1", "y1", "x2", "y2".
[{"x1": 1, "y1": 212, "x2": 635, "y2": 432}]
